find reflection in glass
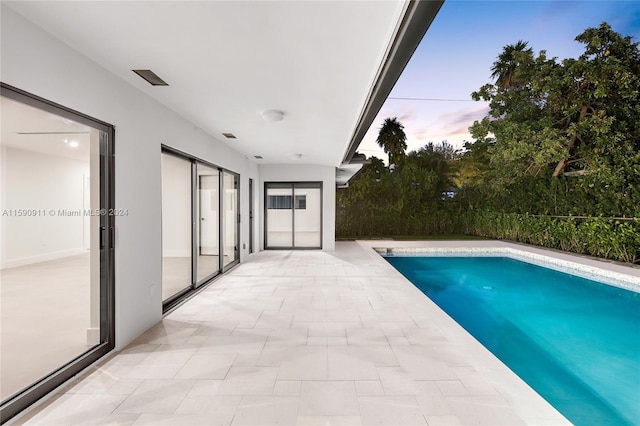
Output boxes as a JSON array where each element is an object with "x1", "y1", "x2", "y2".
[
  {"x1": 293, "y1": 186, "x2": 321, "y2": 248},
  {"x1": 161, "y1": 153, "x2": 192, "y2": 300},
  {"x1": 266, "y1": 185, "x2": 293, "y2": 248},
  {"x1": 196, "y1": 164, "x2": 219, "y2": 283},
  {"x1": 0, "y1": 96, "x2": 102, "y2": 401},
  {"x1": 223, "y1": 172, "x2": 238, "y2": 268}
]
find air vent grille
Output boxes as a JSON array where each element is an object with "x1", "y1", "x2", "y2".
[
  {"x1": 223, "y1": 133, "x2": 237, "y2": 139},
  {"x1": 132, "y1": 70, "x2": 169, "y2": 86}
]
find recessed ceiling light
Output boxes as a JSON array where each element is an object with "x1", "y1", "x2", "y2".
[
  {"x1": 254, "y1": 155, "x2": 263, "y2": 159},
  {"x1": 132, "y1": 69, "x2": 169, "y2": 86},
  {"x1": 262, "y1": 110, "x2": 285, "y2": 122},
  {"x1": 223, "y1": 133, "x2": 236, "y2": 139},
  {"x1": 69, "y1": 141, "x2": 79, "y2": 148}
]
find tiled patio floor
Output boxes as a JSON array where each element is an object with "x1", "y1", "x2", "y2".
[{"x1": 13, "y1": 241, "x2": 573, "y2": 425}]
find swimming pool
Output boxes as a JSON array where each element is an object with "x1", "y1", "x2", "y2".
[{"x1": 384, "y1": 255, "x2": 640, "y2": 426}]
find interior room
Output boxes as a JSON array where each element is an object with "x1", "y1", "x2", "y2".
[{"x1": 0, "y1": 96, "x2": 101, "y2": 401}]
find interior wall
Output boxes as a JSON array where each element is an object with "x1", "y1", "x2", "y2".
[
  {"x1": 294, "y1": 188, "x2": 321, "y2": 232},
  {"x1": 0, "y1": 146, "x2": 89, "y2": 269},
  {"x1": 161, "y1": 153, "x2": 191, "y2": 257},
  {"x1": 259, "y1": 164, "x2": 336, "y2": 251},
  {"x1": 1, "y1": 5, "x2": 259, "y2": 349}
]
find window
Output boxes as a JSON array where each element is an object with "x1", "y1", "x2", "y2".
[
  {"x1": 295, "y1": 195, "x2": 306, "y2": 210},
  {"x1": 267, "y1": 195, "x2": 292, "y2": 209},
  {"x1": 266, "y1": 195, "x2": 306, "y2": 210}
]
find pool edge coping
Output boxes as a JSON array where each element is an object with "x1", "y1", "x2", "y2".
[{"x1": 372, "y1": 246, "x2": 640, "y2": 293}]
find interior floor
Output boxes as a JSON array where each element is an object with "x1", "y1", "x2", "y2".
[{"x1": 0, "y1": 254, "x2": 93, "y2": 400}]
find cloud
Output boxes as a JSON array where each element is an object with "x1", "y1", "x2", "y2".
[
  {"x1": 372, "y1": 106, "x2": 417, "y2": 127},
  {"x1": 430, "y1": 104, "x2": 490, "y2": 137},
  {"x1": 398, "y1": 111, "x2": 416, "y2": 125}
]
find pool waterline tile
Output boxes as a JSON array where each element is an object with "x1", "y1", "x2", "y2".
[{"x1": 374, "y1": 246, "x2": 640, "y2": 293}]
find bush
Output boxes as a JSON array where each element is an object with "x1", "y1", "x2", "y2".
[{"x1": 460, "y1": 212, "x2": 639, "y2": 264}]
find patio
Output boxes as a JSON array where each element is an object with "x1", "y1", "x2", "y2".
[{"x1": 12, "y1": 241, "x2": 572, "y2": 425}]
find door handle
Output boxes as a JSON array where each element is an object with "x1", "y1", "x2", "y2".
[{"x1": 99, "y1": 226, "x2": 106, "y2": 249}]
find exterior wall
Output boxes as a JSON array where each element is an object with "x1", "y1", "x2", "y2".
[
  {"x1": 1, "y1": 6, "x2": 259, "y2": 349},
  {"x1": 1, "y1": 6, "x2": 339, "y2": 352},
  {"x1": 259, "y1": 164, "x2": 336, "y2": 251}
]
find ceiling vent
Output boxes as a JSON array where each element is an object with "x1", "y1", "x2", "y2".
[
  {"x1": 254, "y1": 155, "x2": 263, "y2": 159},
  {"x1": 223, "y1": 133, "x2": 237, "y2": 139},
  {"x1": 132, "y1": 70, "x2": 169, "y2": 86}
]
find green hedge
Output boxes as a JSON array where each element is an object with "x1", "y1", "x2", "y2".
[
  {"x1": 336, "y1": 206, "x2": 639, "y2": 264},
  {"x1": 458, "y1": 212, "x2": 640, "y2": 264}
]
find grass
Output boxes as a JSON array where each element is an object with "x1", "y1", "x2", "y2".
[{"x1": 336, "y1": 234, "x2": 489, "y2": 241}]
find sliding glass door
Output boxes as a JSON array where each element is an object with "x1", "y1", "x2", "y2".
[
  {"x1": 266, "y1": 184, "x2": 293, "y2": 247},
  {"x1": 196, "y1": 164, "x2": 219, "y2": 284},
  {"x1": 293, "y1": 184, "x2": 322, "y2": 248},
  {"x1": 161, "y1": 153, "x2": 193, "y2": 301},
  {"x1": 161, "y1": 148, "x2": 239, "y2": 308},
  {"x1": 265, "y1": 182, "x2": 322, "y2": 249},
  {"x1": 0, "y1": 84, "x2": 114, "y2": 422},
  {"x1": 222, "y1": 172, "x2": 239, "y2": 270}
]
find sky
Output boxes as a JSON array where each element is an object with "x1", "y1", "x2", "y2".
[{"x1": 357, "y1": 0, "x2": 640, "y2": 162}]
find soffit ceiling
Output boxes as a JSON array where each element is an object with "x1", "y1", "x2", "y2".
[{"x1": 5, "y1": 1, "x2": 409, "y2": 167}]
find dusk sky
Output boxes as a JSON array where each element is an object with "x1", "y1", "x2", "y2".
[{"x1": 358, "y1": 0, "x2": 640, "y2": 161}]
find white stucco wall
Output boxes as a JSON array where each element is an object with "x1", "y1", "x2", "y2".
[
  {"x1": 1, "y1": 5, "x2": 341, "y2": 354},
  {"x1": 1, "y1": 5, "x2": 260, "y2": 349},
  {"x1": 259, "y1": 164, "x2": 336, "y2": 251}
]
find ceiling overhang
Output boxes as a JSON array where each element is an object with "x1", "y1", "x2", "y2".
[
  {"x1": 4, "y1": 1, "x2": 443, "y2": 184},
  {"x1": 342, "y1": 0, "x2": 445, "y2": 166}
]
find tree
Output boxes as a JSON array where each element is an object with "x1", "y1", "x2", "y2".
[
  {"x1": 407, "y1": 141, "x2": 459, "y2": 196},
  {"x1": 490, "y1": 40, "x2": 534, "y2": 89},
  {"x1": 376, "y1": 117, "x2": 407, "y2": 166},
  {"x1": 469, "y1": 22, "x2": 639, "y2": 216}
]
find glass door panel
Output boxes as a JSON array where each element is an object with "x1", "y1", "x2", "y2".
[
  {"x1": 265, "y1": 182, "x2": 322, "y2": 249},
  {"x1": 196, "y1": 164, "x2": 219, "y2": 283},
  {"x1": 161, "y1": 153, "x2": 192, "y2": 301},
  {"x1": 0, "y1": 92, "x2": 111, "y2": 407},
  {"x1": 222, "y1": 172, "x2": 239, "y2": 268},
  {"x1": 266, "y1": 184, "x2": 293, "y2": 248},
  {"x1": 293, "y1": 185, "x2": 322, "y2": 248}
]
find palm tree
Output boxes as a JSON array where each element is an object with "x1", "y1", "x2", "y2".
[
  {"x1": 490, "y1": 40, "x2": 533, "y2": 89},
  {"x1": 376, "y1": 117, "x2": 407, "y2": 166}
]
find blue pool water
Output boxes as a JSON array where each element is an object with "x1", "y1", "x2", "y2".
[{"x1": 384, "y1": 256, "x2": 640, "y2": 426}]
